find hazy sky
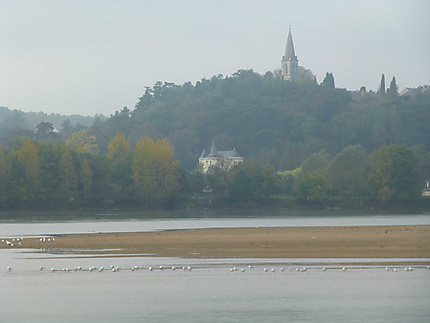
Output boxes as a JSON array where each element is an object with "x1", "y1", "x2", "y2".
[{"x1": 1, "y1": 0, "x2": 429, "y2": 116}]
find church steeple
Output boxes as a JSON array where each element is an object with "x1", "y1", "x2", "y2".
[
  {"x1": 281, "y1": 26, "x2": 299, "y2": 81},
  {"x1": 284, "y1": 27, "x2": 296, "y2": 60}
]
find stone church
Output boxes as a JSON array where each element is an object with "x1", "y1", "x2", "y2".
[
  {"x1": 281, "y1": 27, "x2": 298, "y2": 81},
  {"x1": 281, "y1": 27, "x2": 314, "y2": 82}
]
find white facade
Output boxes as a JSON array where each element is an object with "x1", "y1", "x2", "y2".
[{"x1": 199, "y1": 142, "x2": 243, "y2": 173}]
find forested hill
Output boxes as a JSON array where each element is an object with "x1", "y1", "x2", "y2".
[
  {"x1": 91, "y1": 70, "x2": 430, "y2": 171},
  {"x1": 0, "y1": 106, "x2": 102, "y2": 140}
]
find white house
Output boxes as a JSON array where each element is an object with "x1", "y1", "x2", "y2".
[{"x1": 199, "y1": 142, "x2": 243, "y2": 173}]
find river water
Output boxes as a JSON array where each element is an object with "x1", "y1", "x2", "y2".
[{"x1": 1, "y1": 210, "x2": 430, "y2": 322}]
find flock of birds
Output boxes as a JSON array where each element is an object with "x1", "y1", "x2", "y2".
[
  {"x1": 5, "y1": 264, "x2": 430, "y2": 273},
  {"x1": 1, "y1": 238, "x2": 24, "y2": 247},
  {"x1": 1, "y1": 236, "x2": 55, "y2": 248},
  {"x1": 2, "y1": 236, "x2": 429, "y2": 274}
]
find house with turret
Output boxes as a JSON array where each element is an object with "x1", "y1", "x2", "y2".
[{"x1": 199, "y1": 142, "x2": 243, "y2": 173}]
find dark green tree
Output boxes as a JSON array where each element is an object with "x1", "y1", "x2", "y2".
[
  {"x1": 368, "y1": 145, "x2": 420, "y2": 201},
  {"x1": 322, "y1": 72, "x2": 335, "y2": 88},
  {"x1": 379, "y1": 74, "x2": 386, "y2": 95},
  {"x1": 327, "y1": 145, "x2": 370, "y2": 197},
  {"x1": 389, "y1": 76, "x2": 398, "y2": 96}
]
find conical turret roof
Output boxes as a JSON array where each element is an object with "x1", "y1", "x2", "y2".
[
  {"x1": 208, "y1": 141, "x2": 218, "y2": 157},
  {"x1": 200, "y1": 148, "x2": 206, "y2": 158}
]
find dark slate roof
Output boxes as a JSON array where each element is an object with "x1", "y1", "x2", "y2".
[
  {"x1": 208, "y1": 141, "x2": 218, "y2": 157},
  {"x1": 219, "y1": 148, "x2": 240, "y2": 158},
  {"x1": 201, "y1": 142, "x2": 242, "y2": 159},
  {"x1": 200, "y1": 149, "x2": 206, "y2": 158}
]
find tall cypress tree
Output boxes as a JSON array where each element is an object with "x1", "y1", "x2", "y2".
[
  {"x1": 379, "y1": 74, "x2": 386, "y2": 95},
  {"x1": 389, "y1": 76, "x2": 398, "y2": 96},
  {"x1": 322, "y1": 72, "x2": 335, "y2": 88}
]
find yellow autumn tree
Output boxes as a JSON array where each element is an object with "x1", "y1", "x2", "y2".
[
  {"x1": 66, "y1": 130, "x2": 99, "y2": 154},
  {"x1": 107, "y1": 132, "x2": 130, "y2": 160},
  {"x1": 132, "y1": 137, "x2": 179, "y2": 205},
  {"x1": 18, "y1": 137, "x2": 40, "y2": 202}
]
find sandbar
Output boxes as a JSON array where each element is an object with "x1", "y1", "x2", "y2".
[{"x1": 2, "y1": 225, "x2": 430, "y2": 260}]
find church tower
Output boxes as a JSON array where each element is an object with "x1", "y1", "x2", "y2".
[{"x1": 281, "y1": 27, "x2": 298, "y2": 81}]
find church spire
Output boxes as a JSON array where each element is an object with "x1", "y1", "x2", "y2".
[
  {"x1": 284, "y1": 26, "x2": 296, "y2": 60},
  {"x1": 281, "y1": 26, "x2": 299, "y2": 81}
]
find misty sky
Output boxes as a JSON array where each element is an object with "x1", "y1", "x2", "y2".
[{"x1": 1, "y1": 0, "x2": 429, "y2": 116}]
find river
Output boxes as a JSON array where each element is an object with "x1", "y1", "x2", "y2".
[{"x1": 1, "y1": 210, "x2": 429, "y2": 322}]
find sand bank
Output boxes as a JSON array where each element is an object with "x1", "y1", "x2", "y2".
[{"x1": 2, "y1": 225, "x2": 429, "y2": 259}]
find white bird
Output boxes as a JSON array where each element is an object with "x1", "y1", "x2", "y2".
[
  {"x1": 51, "y1": 268, "x2": 54, "y2": 271},
  {"x1": 233, "y1": 267, "x2": 237, "y2": 271},
  {"x1": 99, "y1": 267, "x2": 104, "y2": 272},
  {"x1": 342, "y1": 268, "x2": 346, "y2": 271},
  {"x1": 230, "y1": 268, "x2": 234, "y2": 272},
  {"x1": 159, "y1": 266, "x2": 164, "y2": 270},
  {"x1": 187, "y1": 266, "x2": 192, "y2": 271},
  {"x1": 248, "y1": 265, "x2": 254, "y2": 269},
  {"x1": 280, "y1": 268, "x2": 284, "y2": 271},
  {"x1": 241, "y1": 268, "x2": 245, "y2": 272},
  {"x1": 6, "y1": 266, "x2": 11, "y2": 272},
  {"x1": 322, "y1": 268, "x2": 326, "y2": 271},
  {"x1": 39, "y1": 266, "x2": 45, "y2": 271},
  {"x1": 149, "y1": 267, "x2": 153, "y2": 271},
  {"x1": 264, "y1": 268, "x2": 268, "y2": 272},
  {"x1": 172, "y1": 266, "x2": 176, "y2": 270},
  {"x1": 271, "y1": 268, "x2": 275, "y2": 272}
]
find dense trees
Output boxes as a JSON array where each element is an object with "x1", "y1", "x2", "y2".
[
  {"x1": 368, "y1": 145, "x2": 419, "y2": 201},
  {"x1": 0, "y1": 70, "x2": 428, "y2": 210}
]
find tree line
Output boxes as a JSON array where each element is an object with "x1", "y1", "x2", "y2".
[
  {"x1": 0, "y1": 134, "x2": 179, "y2": 209},
  {"x1": 0, "y1": 134, "x2": 427, "y2": 210}
]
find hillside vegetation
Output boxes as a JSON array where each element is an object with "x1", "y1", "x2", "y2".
[
  {"x1": 90, "y1": 70, "x2": 430, "y2": 171},
  {"x1": 0, "y1": 70, "x2": 429, "y2": 210}
]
